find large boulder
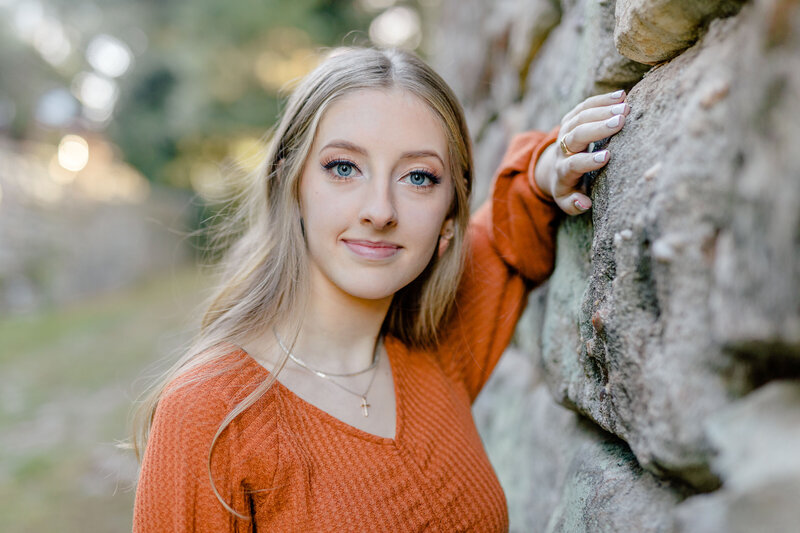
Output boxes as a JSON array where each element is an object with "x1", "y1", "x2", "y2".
[{"x1": 614, "y1": 0, "x2": 746, "y2": 64}]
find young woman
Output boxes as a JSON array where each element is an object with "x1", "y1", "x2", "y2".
[{"x1": 132, "y1": 47, "x2": 629, "y2": 531}]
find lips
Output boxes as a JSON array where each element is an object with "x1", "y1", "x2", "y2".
[{"x1": 342, "y1": 239, "x2": 401, "y2": 260}]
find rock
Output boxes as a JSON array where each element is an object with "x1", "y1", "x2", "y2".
[
  {"x1": 672, "y1": 382, "x2": 800, "y2": 533},
  {"x1": 522, "y1": 0, "x2": 650, "y2": 131},
  {"x1": 708, "y1": 0, "x2": 800, "y2": 364},
  {"x1": 673, "y1": 478, "x2": 800, "y2": 533},
  {"x1": 476, "y1": 350, "x2": 690, "y2": 532},
  {"x1": 541, "y1": 0, "x2": 800, "y2": 489},
  {"x1": 432, "y1": 0, "x2": 560, "y2": 121},
  {"x1": 432, "y1": 0, "x2": 563, "y2": 202},
  {"x1": 705, "y1": 381, "x2": 800, "y2": 492},
  {"x1": 614, "y1": 0, "x2": 746, "y2": 64},
  {"x1": 543, "y1": 423, "x2": 688, "y2": 533}
]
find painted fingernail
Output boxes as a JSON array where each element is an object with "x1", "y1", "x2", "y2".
[
  {"x1": 611, "y1": 103, "x2": 626, "y2": 115},
  {"x1": 611, "y1": 90, "x2": 625, "y2": 98},
  {"x1": 593, "y1": 150, "x2": 608, "y2": 163},
  {"x1": 574, "y1": 198, "x2": 590, "y2": 211},
  {"x1": 606, "y1": 115, "x2": 621, "y2": 128}
]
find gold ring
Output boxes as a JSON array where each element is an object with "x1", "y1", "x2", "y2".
[{"x1": 560, "y1": 138, "x2": 576, "y2": 157}]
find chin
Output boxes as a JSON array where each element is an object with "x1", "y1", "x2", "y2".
[
  {"x1": 338, "y1": 280, "x2": 406, "y2": 302},
  {"x1": 333, "y1": 269, "x2": 420, "y2": 302}
]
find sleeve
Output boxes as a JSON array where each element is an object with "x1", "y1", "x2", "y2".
[
  {"x1": 438, "y1": 126, "x2": 561, "y2": 402},
  {"x1": 133, "y1": 381, "x2": 253, "y2": 533}
]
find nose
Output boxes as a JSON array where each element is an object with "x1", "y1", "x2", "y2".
[{"x1": 359, "y1": 176, "x2": 397, "y2": 230}]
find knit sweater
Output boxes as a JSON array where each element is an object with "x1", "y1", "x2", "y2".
[{"x1": 133, "y1": 127, "x2": 561, "y2": 532}]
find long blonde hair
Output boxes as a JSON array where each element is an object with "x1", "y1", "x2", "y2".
[{"x1": 131, "y1": 47, "x2": 474, "y2": 518}]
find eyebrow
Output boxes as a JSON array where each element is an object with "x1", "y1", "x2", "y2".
[{"x1": 320, "y1": 140, "x2": 445, "y2": 167}]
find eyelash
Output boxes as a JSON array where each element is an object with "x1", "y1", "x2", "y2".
[{"x1": 320, "y1": 158, "x2": 442, "y2": 189}]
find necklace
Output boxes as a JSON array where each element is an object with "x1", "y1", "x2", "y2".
[{"x1": 274, "y1": 330, "x2": 381, "y2": 417}]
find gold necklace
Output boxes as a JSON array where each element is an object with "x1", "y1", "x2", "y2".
[
  {"x1": 274, "y1": 329, "x2": 380, "y2": 377},
  {"x1": 274, "y1": 330, "x2": 381, "y2": 417}
]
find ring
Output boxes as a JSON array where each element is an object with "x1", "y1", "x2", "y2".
[{"x1": 560, "y1": 138, "x2": 577, "y2": 157}]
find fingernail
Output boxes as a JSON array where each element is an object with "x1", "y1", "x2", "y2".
[
  {"x1": 574, "y1": 198, "x2": 590, "y2": 211},
  {"x1": 611, "y1": 103, "x2": 626, "y2": 115},
  {"x1": 611, "y1": 90, "x2": 625, "y2": 98},
  {"x1": 606, "y1": 115, "x2": 621, "y2": 128},
  {"x1": 593, "y1": 150, "x2": 608, "y2": 163}
]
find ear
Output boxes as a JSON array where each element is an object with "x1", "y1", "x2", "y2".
[{"x1": 437, "y1": 219, "x2": 455, "y2": 257}]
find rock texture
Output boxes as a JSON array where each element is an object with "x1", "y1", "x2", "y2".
[
  {"x1": 673, "y1": 381, "x2": 800, "y2": 532},
  {"x1": 614, "y1": 0, "x2": 746, "y2": 64},
  {"x1": 434, "y1": 0, "x2": 800, "y2": 530}
]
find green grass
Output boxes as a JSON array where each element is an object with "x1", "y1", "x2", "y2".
[{"x1": 0, "y1": 264, "x2": 210, "y2": 533}]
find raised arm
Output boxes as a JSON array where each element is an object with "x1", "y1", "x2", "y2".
[{"x1": 438, "y1": 90, "x2": 631, "y2": 401}]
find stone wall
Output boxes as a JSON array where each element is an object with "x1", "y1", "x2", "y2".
[{"x1": 430, "y1": 0, "x2": 800, "y2": 531}]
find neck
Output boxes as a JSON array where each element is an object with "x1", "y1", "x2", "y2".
[{"x1": 276, "y1": 271, "x2": 393, "y2": 375}]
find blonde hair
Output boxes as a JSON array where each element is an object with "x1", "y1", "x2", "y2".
[{"x1": 131, "y1": 47, "x2": 474, "y2": 519}]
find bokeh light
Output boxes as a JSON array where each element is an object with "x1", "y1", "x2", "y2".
[
  {"x1": 86, "y1": 34, "x2": 132, "y2": 78},
  {"x1": 254, "y1": 48, "x2": 319, "y2": 91},
  {"x1": 32, "y1": 15, "x2": 71, "y2": 65},
  {"x1": 12, "y1": 0, "x2": 44, "y2": 39},
  {"x1": 34, "y1": 88, "x2": 78, "y2": 128},
  {"x1": 369, "y1": 6, "x2": 422, "y2": 49},
  {"x1": 72, "y1": 72, "x2": 118, "y2": 123},
  {"x1": 189, "y1": 161, "x2": 226, "y2": 202},
  {"x1": 57, "y1": 134, "x2": 89, "y2": 172},
  {"x1": 229, "y1": 136, "x2": 266, "y2": 173}
]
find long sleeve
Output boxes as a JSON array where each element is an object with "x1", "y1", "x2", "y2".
[
  {"x1": 133, "y1": 372, "x2": 255, "y2": 533},
  {"x1": 438, "y1": 126, "x2": 561, "y2": 402}
]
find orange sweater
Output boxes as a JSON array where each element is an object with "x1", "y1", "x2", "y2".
[{"x1": 133, "y1": 128, "x2": 561, "y2": 532}]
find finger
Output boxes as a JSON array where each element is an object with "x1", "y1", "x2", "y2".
[
  {"x1": 561, "y1": 113, "x2": 626, "y2": 154},
  {"x1": 559, "y1": 150, "x2": 610, "y2": 182},
  {"x1": 562, "y1": 103, "x2": 631, "y2": 136},
  {"x1": 561, "y1": 90, "x2": 627, "y2": 126},
  {"x1": 557, "y1": 192, "x2": 593, "y2": 216},
  {"x1": 552, "y1": 150, "x2": 610, "y2": 198}
]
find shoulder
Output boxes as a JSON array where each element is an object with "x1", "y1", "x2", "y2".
[
  {"x1": 136, "y1": 347, "x2": 278, "y2": 527},
  {"x1": 153, "y1": 346, "x2": 276, "y2": 445}
]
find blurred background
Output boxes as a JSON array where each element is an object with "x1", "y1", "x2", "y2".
[{"x1": 0, "y1": 0, "x2": 440, "y2": 530}]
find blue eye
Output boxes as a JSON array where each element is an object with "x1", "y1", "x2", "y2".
[
  {"x1": 409, "y1": 172, "x2": 429, "y2": 186},
  {"x1": 404, "y1": 170, "x2": 441, "y2": 189},
  {"x1": 322, "y1": 159, "x2": 357, "y2": 179},
  {"x1": 334, "y1": 162, "x2": 353, "y2": 177}
]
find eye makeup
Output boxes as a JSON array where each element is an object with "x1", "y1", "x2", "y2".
[{"x1": 320, "y1": 156, "x2": 442, "y2": 190}]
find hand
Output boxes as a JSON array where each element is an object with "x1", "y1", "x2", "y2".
[{"x1": 534, "y1": 90, "x2": 631, "y2": 215}]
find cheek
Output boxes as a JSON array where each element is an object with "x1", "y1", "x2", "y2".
[
  {"x1": 401, "y1": 203, "x2": 449, "y2": 256},
  {"x1": 300, "y1": 175, "x2": 344, "y2": 234}
]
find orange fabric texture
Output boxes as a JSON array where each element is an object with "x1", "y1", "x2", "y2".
[{"x1": 133, "y1": 128, "x2": 561, "y2": 532}]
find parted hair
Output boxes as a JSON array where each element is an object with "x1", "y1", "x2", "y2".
[{"x1": 131, "y1": 47, "x2": 474, "y2": 519}]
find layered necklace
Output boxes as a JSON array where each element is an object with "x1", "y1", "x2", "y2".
[{"x1": 274, "y1": 330, "x2": 381, "y2": 417}]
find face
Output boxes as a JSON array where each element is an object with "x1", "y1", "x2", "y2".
[{"x1": 299, "y1": 87, "x2": 454, "y2": 304}]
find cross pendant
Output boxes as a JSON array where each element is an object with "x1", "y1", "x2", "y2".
[{"x1": 360, "y1": 396, "x2": 370, "y2": 417}]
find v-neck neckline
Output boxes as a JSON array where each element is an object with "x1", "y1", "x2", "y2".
[{"x1": 235, "y1": 335, "x2": 403, "y2": 446}]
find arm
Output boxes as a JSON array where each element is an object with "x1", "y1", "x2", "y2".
[
  {"x1": 437, "y1": 127, "x2": 561, "y2": 402},
  {"x1": 439, "y1": 90, "x2": 631, "y2": 401}
]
